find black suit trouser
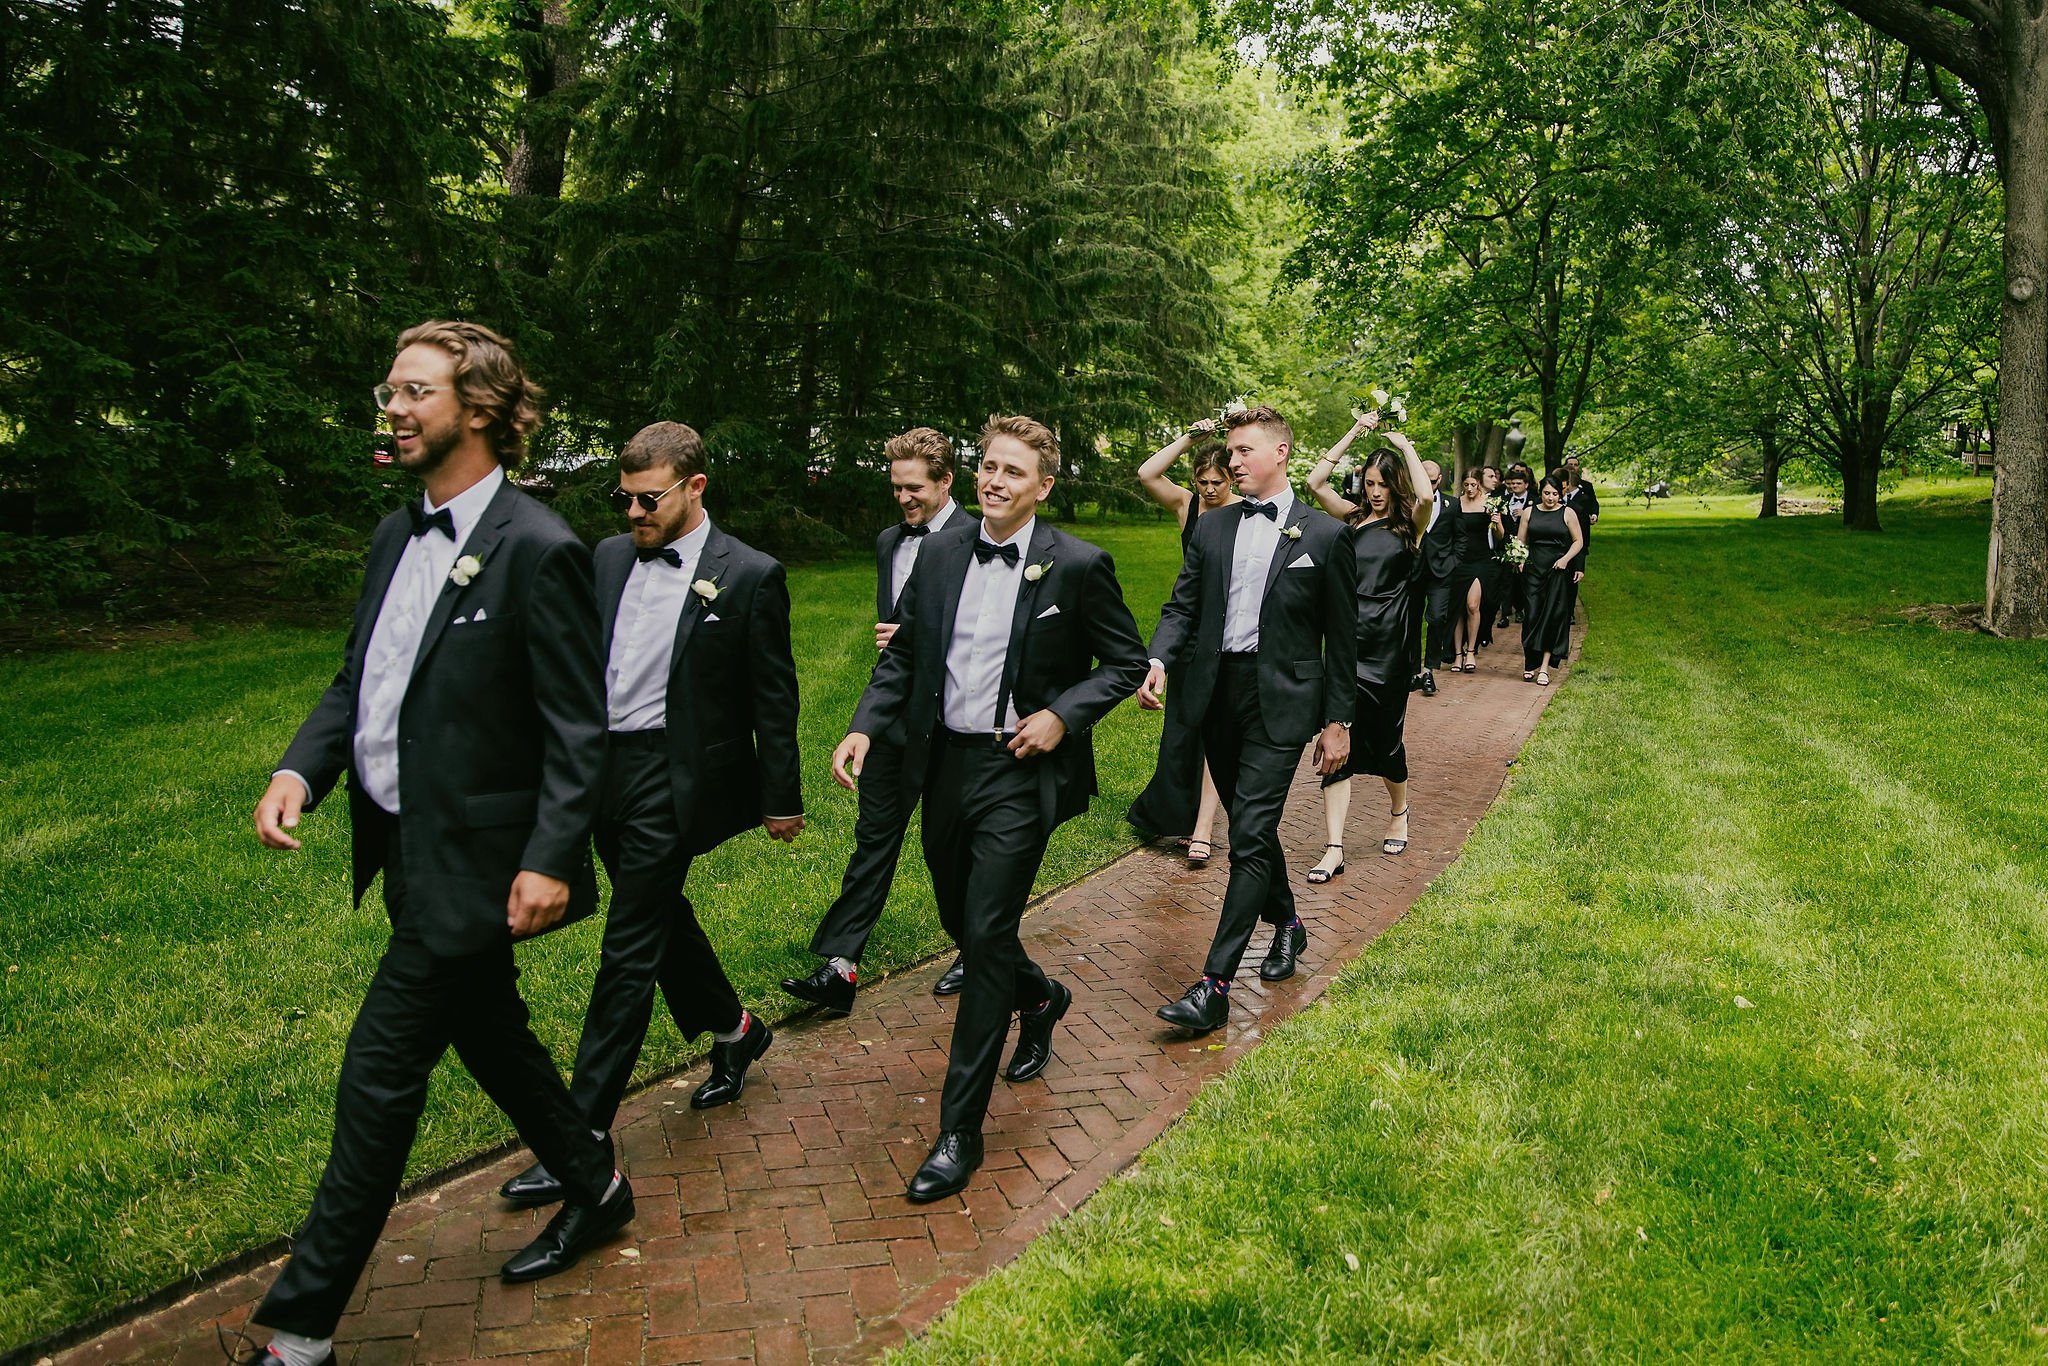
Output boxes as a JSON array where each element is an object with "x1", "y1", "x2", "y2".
[
  {"x1": 256, "y1": 809, "x2": 611, "y2": 1338},
  {"x1": 922, "y1": 736, "x2": 1055, "y2": 1134},
  {"x1": 1198, "y1": 655, "x2": 1301, "y2": 980},
  {"x1": 568, "y1": 734, "x2": 745, "y2": 1130},
  {"x1": 809, "y1": 737, "x2": 931, "y2": 962}
]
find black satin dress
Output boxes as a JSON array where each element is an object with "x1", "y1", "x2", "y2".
[
  {"x1": 1521, "y1": 505, "x2": 1576, "y2": 666},
  {"x1": 1129, "y1": 500, "x2": 1210, "y2": 838},
  {"x1": 1447, "y1": 505, "x2": 1499, "y2": 631},
  {"x1": 1325, "y1": 518, "x2": 1416, "y2": 787}
]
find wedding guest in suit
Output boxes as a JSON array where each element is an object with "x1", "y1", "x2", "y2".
[
  {"x1": 498, "y1": 419, "x2": 803, "y2": 1209},
  {"x1": 1304, "y1": 410, "x2": 1432, "y2": 877},
  {"x1": 831, "y1": 415, "x2": 1147, "y2": 1201},
  {"x1": 783, "y1": 428, "x2": 966, "y2": 1016},
  {"x1": 242, "y1": 322, "x2": 625, "y2": 1366},
  {"x1": 1129, "y1": 421, "x2": 1239, "y2": 868},
  {"x1": 1138, "y1": 405, "x2": 1356, "y2": 1033},
  {"x1": 1411, "y1": 460, "x2": 1459, "y2": 695}
]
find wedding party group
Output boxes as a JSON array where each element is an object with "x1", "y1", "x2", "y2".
[{"x1": 235, "y1": 320, "x2": 1591, "y2": 1366}]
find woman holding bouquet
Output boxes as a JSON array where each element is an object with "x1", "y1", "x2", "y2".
[
  {"x1": 1303, "y1": 411, "x2": 1433, "y2": 876},
  {"x1": 1516, "y1": 473, "x2": 1584, "y2": 685},
  {"x1": 1129, "y1": 421, "x2": 1240, "y2": 866},
  {"x1": 1448, "y1": 471, "x2": 1504, "y2": 674}
]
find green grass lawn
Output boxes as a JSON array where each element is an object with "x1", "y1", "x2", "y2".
[
  {"x1": 0, "y1": 514, "x2": 1188, "y2": 1352},
  {"x1": 894, "y1": 477, "x2": 2048, "y2": 1362}
]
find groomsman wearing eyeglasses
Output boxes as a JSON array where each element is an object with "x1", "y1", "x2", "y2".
[
  {"x1": 783, "y1": 428, "x2": 967, "y2": 1016},
  {"x1": 1138, "y1": 404, "x2": 1356, "y2": 1035},
  {"x1": 831, "y1": 415, "x2": 1147, "y2": 1202},
  {"x1": 241, "y1": 323, "x2": 624, "y2": 1366},
  {"x1": 498, "y1": 420, "x2": 803, "y2": 1211}
]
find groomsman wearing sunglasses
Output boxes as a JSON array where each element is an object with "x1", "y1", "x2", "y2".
[
  {"x1": 784, "y1": 427, "x2": 967, "y2": 1017},
  {"x1": 498, "y1": 420, "x2": 803, "y2": 1209},
  {"x1": 242, "y1": 322, "x2": 624, "y2": 1366},
  {"x1": 831, "y1": 415, "x2": 1147, "y2": 1201},
  {"x1": 1138, "y1": 404, "x2": 1356, "y2": 1034}
]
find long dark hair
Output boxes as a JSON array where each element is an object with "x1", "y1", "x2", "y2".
[{"x1": 1350, "y1": 447, "x2": 1424, "y2": 551}]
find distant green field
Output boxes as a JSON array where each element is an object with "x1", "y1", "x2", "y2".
[
  {"x1": 0, "y1": 514, "x2": 1186, "y2": 1352},
  {"x1": 896, "y1": 479, "x2": 2048, "y2": 1362}
]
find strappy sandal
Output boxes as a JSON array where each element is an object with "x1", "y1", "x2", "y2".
[
  {"x1": 1186, "y1": 840, "x2": 1213, "y2": 868},
  {"x1": 1382, "y1": 808, "x2": 1409, "y2": 856},
  {"x1": 1305, "y1": 844, "x2": 1345, "y2": 884},
  {"x1": 1537, "y1": 670, "x2": 1551, "y2": 686}
]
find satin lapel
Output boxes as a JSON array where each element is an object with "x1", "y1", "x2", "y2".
[
  {"x1": 596, "y1": 538, "x2": 633, "y2": 651},
  {"x1": 999, "y1": 521, "x2": 1055, "y2": 714},
  {"x1": 669, "y1": 527, "x2": 728, "y2": 678},
  {"x1": 353, "y1": 514, "x2": 410, "y2": 674},
  {"x1": 409, "y1": 482, "x2": 515, "y2": 685},
  {"x1": 876, "y1": 524, "x2": 901, "y2": 620},
  {"x1": 1262, "y1": 501, "x2": 1309, "y2": 601},
  {"x1": 931, "y1": 529, "x2": 973, "y2": 659}
]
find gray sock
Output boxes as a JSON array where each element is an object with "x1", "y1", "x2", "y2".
[
  {"x1": 712, "y1": 1010, "x2": 749, "y2": 1045},
  {"x1": 829, "y1": 956, "x2": 858, "y2": 979},
  {"x1": 267, "y1": 1330, "x2": 331, "y2": 1366}
]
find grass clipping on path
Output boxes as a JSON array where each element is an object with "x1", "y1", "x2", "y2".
[
  {"x1": 896, "y1": 481, "x2": 2048, "y2": 1361},
  {"x1": 0, "y1": 520, "x2": 1186, "y2": 1353}
]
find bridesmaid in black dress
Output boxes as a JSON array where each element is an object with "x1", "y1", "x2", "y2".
[
  {"x1": 1304, "y1": 410, "x2": 1434, "y2": 876},
  {"x1": 1558, "y1": 454, "x2": 1599, "y2": 661},
  {"x1": 1516, "y1": 473, "x2": 1584, "y2": 685},
  {"x1": 1129, "y1": 422, "x2": 1238, "y2": 866},
  {"x1": 1447, "y1": 471, "x2": 1504, "y2": 675},
  {"x1": 1477, "y1": 465, "x2": 1505, "y2": 648}
]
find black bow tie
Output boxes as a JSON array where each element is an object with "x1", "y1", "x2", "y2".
[
  {"x1": 1240, "y1": 500, "x2": 1278, "y2": 521},
  {"x1": 903, "y1": 523, "x2": 931, "y2": 539},
  {"x1": 973, "y1": 539, "x2": 1020, "y2": 567},
  {"x1": 636, "y1": 546, "x2": 682, "y2": 567},
  {"x1": 408, "y1": 504, "x2": 455, "y2": 540}
]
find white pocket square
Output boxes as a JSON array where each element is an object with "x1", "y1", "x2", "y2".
[
  {"x1": 472, "y1": 607, "x2": 487, "y2": 622},
  {"x1": 1036, "y1": 604, "x2": 1061, "y2": 619},
  {"x1": 703, "y1": 612, "x2": 721, "y2": 624},
  {"x1": 452, "y1": 615, "x2": 467, "y2": 625},
  {"x1": 1288, "y1": 553, "x2": 1315, "y2": 569}
]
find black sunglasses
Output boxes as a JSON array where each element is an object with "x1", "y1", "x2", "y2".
[{"x1": 609, "y1": 476, "x2": 687, "y2": 513}]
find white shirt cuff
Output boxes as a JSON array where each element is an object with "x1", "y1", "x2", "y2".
[{"x1": 274, "y1": 770, "x2": 313, "y2": 805}]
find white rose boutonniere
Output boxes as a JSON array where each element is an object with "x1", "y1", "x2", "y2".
[
  {"x1": 692, "y1": 575, "x2": 722, "y2": 603},
  {"x1": 1282, "y1": 524, "x2": 1303, "y2": 541},
  {"x1": 449, "y1": 554, "x2": 484, "y2": 586},
  {"x1": 1024, "y1": 558, "x2": 1053, "y2": 582}
]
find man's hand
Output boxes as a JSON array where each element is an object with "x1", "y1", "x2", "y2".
[
  {"x1": 507, "y1": 870, "x2": 570, "y2": 938},
  {"x1": 255, "y1": 773, "x2": 307, "y2": 850},
  {"x1": 1008, "y1": 709, "x2": 1067, "y2": 759},
  {"x1": 1136, "y1": 662, "x2": 1168, "y2": 710},
  {"x1": 832, "y1": 733, "x2": 871, "y2": 791},
  {"x1": 874, "y1": 621, "x2": 899, "y2": 652},
  {"x1": 763, "y1": 814, "x2": 805, "y2": 842},
  {"x1": 1312, "y1": 722, "x2": 1351, "y2": 777}
]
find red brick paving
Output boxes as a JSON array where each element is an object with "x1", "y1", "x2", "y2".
[{"x1": 55, "y1": 633, "x2": 1566, "y2": 1366}]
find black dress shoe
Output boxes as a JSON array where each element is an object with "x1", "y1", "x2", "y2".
[
  {"x1": 1156, "y1": 978, "x2": 1229, "y2": 1034},
  {"x1": 500, "y1": 1161, "x2": 565, "y2": 1208},
  {"x1": 906, "y1": 1130, "x2": 983, "y2": 1202},
  {"x1": 1420, "y1": 669, "x2": 1439, "y2": 697},
  {"x1": 691, "y1": 1014, "x2": 772, "y2": 1109},
  {"x1": 1408, "y1": 672, "x2": 1425, "y2": 693},
  {"x1": 932, "y1": 954, "x2": 967, "y2": 996},
  {"x1": 781, "y1": 962, "x2": 856, "y2": 1017},
  {"x1": 1004, "y1": 980, "x2": 1071, "y2": 1082},
  {"x1": 1259, "y1": 921, "x2": 1307, "y2": 981},
  {"x1": 500, "y1": 1177, "x2": 635, "y2": 1283}
]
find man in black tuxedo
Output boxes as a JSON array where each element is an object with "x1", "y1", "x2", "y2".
[
  {"x1": 1411, "y1": 459, "x2": 1458, "y2": 696},
  {"x1": 831, "y1": 415, "x2": 1146, "y2": 1202},
  {"x1": 1498, "y1": 464, "x2": 1534, "y2": 627},
  {"x1": 783, "y1": 427, "x2": 965, "y2": 1016},
  {"x1": 243, "y1": 322, "x2": 626, "y2": 1366},
  {"x1": 1139, "y1": 404, "x2": 1356, "y2": 1035},
  {"x1": 499, "y1": 420, "x2": 804, "y2": 1209}
]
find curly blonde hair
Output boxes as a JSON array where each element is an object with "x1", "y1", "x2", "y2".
[{"x1": 395, "y1": 320, "x2": 544, "y2": 467}]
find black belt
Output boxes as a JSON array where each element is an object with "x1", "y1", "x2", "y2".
[
  {"x1": 1220, "y1": 650, "x2": 1259, "y2": 662},
  {"x1": 607, "y1": 727, "x2": 668, "y2": 750},
  {"x1": 942, "y1": 728, "x2": 1016, "y2": 750}
]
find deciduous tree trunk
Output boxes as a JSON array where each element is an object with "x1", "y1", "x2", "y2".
[
  {"x1": 1988, "y1": 12, "x2": 2048, "y2": 635},
  {"x1": 1759, "y1": 427, "x2": 1782, "y2": 517}
]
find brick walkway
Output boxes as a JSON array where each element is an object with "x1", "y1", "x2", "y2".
[{"x1": 56, "y1": 633, "x2": 1566, "y2": 1366}]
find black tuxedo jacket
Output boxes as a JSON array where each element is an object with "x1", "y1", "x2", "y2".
[
  {"x1": 874, "y1": 522, "x2": 911, "y2": 622},
  {"x1": 1420, "y1": 491, "x2": 1460, "y2": 581},
  {"x1": 849, "y1": 519, "x2": 1147, "y2": 832},
  {"x1": 1147, "y1": 496, "x2": 1358, "y2": 748},
  {"x1": 278, "y1": 479, "x2": 606, "y2": 957},
  {"x1": 595, "y1": 525, "x2": 803, "y2": 856}
]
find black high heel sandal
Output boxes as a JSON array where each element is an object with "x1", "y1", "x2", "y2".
[
  {"x1": 1305, "y1": 844, "x2": 1345, "y2": 884},
  {"x1": 1382, "y1": 808, "x2": 1410, "y2": 856}
]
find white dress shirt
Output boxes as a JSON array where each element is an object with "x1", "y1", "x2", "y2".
[
  {"x1": 350, "y1": 465, "x2": 506, "y2": 813},
  {"x1": 942, "y1": 517, "x2": 1034, "y2": 736},
  {"x1": 1221, "y1": 487, "x2": 1294, "y2": 653},
  {"x1": 606, "y1": 514, "x2": 714, "y2": 732},
  {"x1": 889, "y1": 499, "x2": 959, "y2": 611}
]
